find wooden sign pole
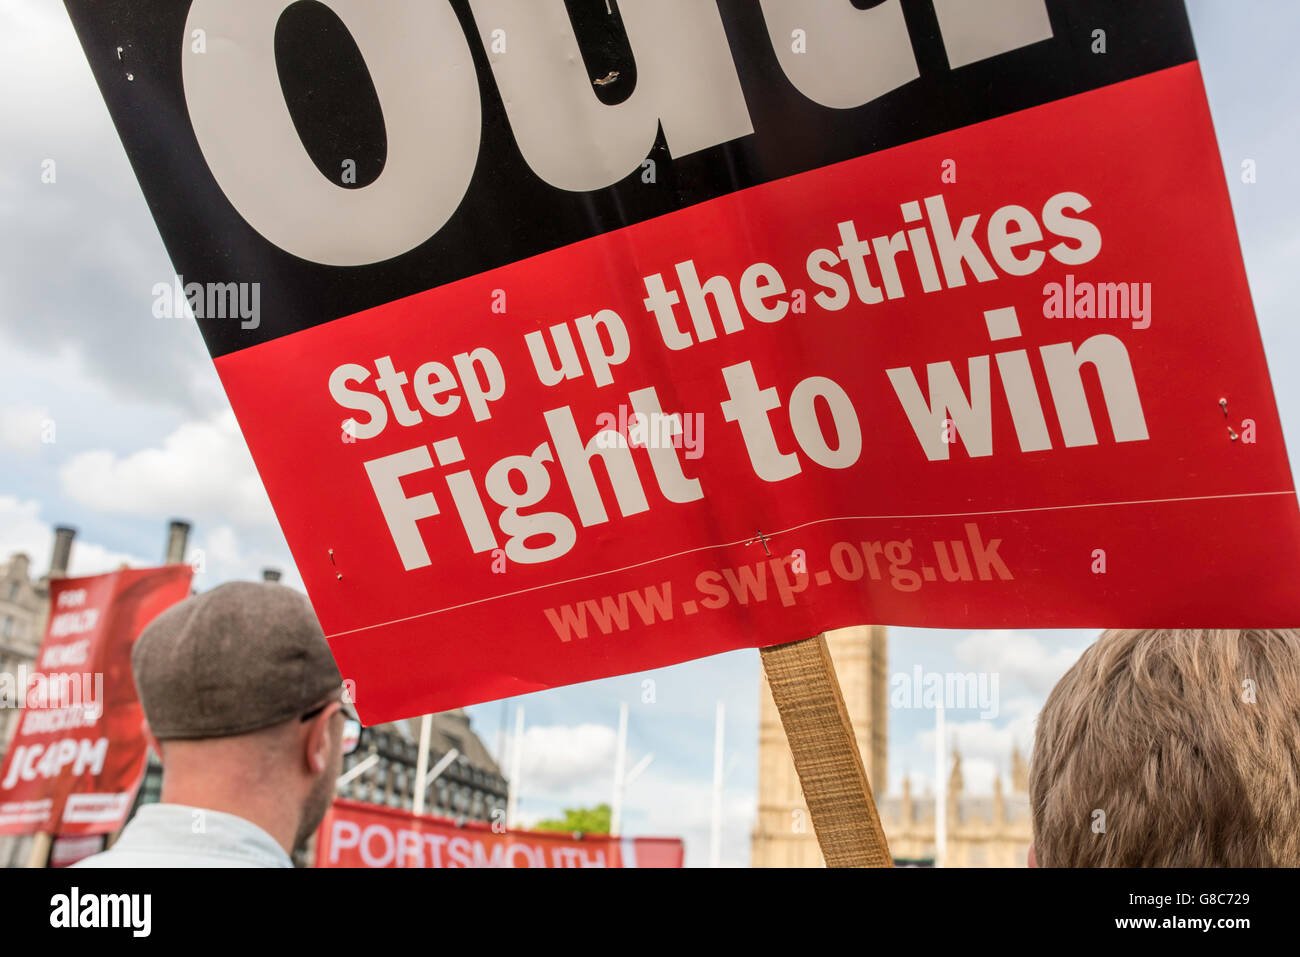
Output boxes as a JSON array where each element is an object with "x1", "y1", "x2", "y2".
[
  {"x1": 760, "y1": 634, "x2": 892, "y2": 867},
  {"x1": 26, "y1": 831, "x2": 52, "y2": 868}
]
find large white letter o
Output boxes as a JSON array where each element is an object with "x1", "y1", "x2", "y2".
[{"x1": 183, "y1": 0, "x2": 481, "y2": 266}]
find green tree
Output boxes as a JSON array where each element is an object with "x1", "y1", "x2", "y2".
[{"x1": 532, "y1": 803, "x2": 611, "y2": 835}]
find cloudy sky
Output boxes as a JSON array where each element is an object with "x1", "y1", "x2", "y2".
[{"x1": 1, "y1": 1, "x2": 1295, "y2": 867}]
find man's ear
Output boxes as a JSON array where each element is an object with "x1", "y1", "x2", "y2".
[
  {"x1": 1028, "y1": 843, "x2": 1038, "y2": 868},
  {"x1": 304, "y1": 703, "x2": 339, "y2": 775}
]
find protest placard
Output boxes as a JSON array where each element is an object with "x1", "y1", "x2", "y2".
[
  {"x1": 64, "y1": 1, "x2": 1300, "y2": 731},
  {"x1": 0, "y1": 566, "x2": 193, "y2": 836}
]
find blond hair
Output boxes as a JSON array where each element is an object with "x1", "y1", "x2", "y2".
[{"x1": 1030, "y1": 629, "x2": 1300, "y2": 866}]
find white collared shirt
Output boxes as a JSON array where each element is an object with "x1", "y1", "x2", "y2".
[{"x1": 72, "y1": 803, "x2": 293, "y2": 868}]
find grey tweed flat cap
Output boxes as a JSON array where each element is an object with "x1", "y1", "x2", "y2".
[{"x1": 132, "y1": 581, "x2": 342, "y2": 740}]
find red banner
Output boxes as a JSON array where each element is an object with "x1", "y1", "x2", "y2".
[
  {"x1": 0, "y1": 566, "x2": 193, "y2": 835},
  {"x1": 315, "y1": 798, "x2": 684, "y2": 868},
  {"x1": 215, "y1": 63, "x2": 1300, "y2": 724}
]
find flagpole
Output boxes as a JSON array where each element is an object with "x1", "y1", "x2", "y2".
[
  {"x1": 610, "y1": 702, "x2": 628, "y2": 836},
  {"x1": 710, "y1": 701, "x2": 725, "y2": 867},
  {"x1": 935, "y1": 701, "x2": 946, "y2": 868},
  {"x1": 413, "y1": 713, "x2": 432, "y2": 816},
  {"x1": 505, "y1": 705, "x2": 525, "y2": 829}
]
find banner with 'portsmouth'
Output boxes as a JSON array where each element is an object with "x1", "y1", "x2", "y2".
[{"x1": 316, "y1": 798, "x2": 684, "y2": 868}]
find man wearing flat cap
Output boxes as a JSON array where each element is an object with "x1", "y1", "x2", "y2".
[{"x1": 76, "y1": 581, "x2": 359, "y2": 867}]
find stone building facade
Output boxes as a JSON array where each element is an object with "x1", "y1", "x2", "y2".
[{"x1": 878, "y1": 747, "x2": 1032, "y2": 868}]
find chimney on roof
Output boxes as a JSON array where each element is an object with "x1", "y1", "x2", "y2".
[
  {"x1": 165, "y1": 520, "x2": 191, "y2": 565},
  {"x1": 9, "y1": 553, "x2": 31, "y2": 583},
  {"x1": 49, "y1": 526, "x2": 76, "y2": 578}
]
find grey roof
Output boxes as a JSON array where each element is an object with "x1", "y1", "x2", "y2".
[{"x1": 377, "y1": 708, "x2": 502, "y2": 777}]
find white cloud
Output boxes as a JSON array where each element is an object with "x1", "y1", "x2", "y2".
[
  {"x1": 0, "y1": 0, "x2": 222, "y2": 416},
  {"x1": 58, "y1": 411, "x2": 277, "y2": 528},
  {"x1": 907, "y1": 696, "x2": 1039, "y2": 796},
  {"x1": 633, "y1": 772, "x2": 755, "y2": 867},
  {"x1": 187, "y1": 523, "x2": 301, "y2": 592},
  {"x1": 510, "y1": 757, "x2": 754, "y2": 867},
  {"x1": 0, "y1": 403, "x2": 51, "y2": 457},
  {"x1": 512, "y1": 723, "x2": 618, "y2": 794},
  {"x1": 954, "y1": 630, "x2": 1087, "y2": 697},
  {"x1": 0, "y1": 495, "x2": 147, "y2": 577}
]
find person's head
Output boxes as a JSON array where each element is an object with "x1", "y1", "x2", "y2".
[
  {"x1": 131, "y1": 581, "x2": 359, "y2": 855},
  {"x1": 1029, "y1": 628, "x2": 1300, "y2": 867}
]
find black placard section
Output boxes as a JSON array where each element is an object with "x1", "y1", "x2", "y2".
[
  {"x1": 275, "y1": 1, "x2": 387, "y2": 190},
  {"x1": 63, "y1": 0, "x2": 1195, "y2": 360}
]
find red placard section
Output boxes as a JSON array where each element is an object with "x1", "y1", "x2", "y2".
[{"x1": 216, "y1": 63, "x2": 1300, "y2": 725}]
